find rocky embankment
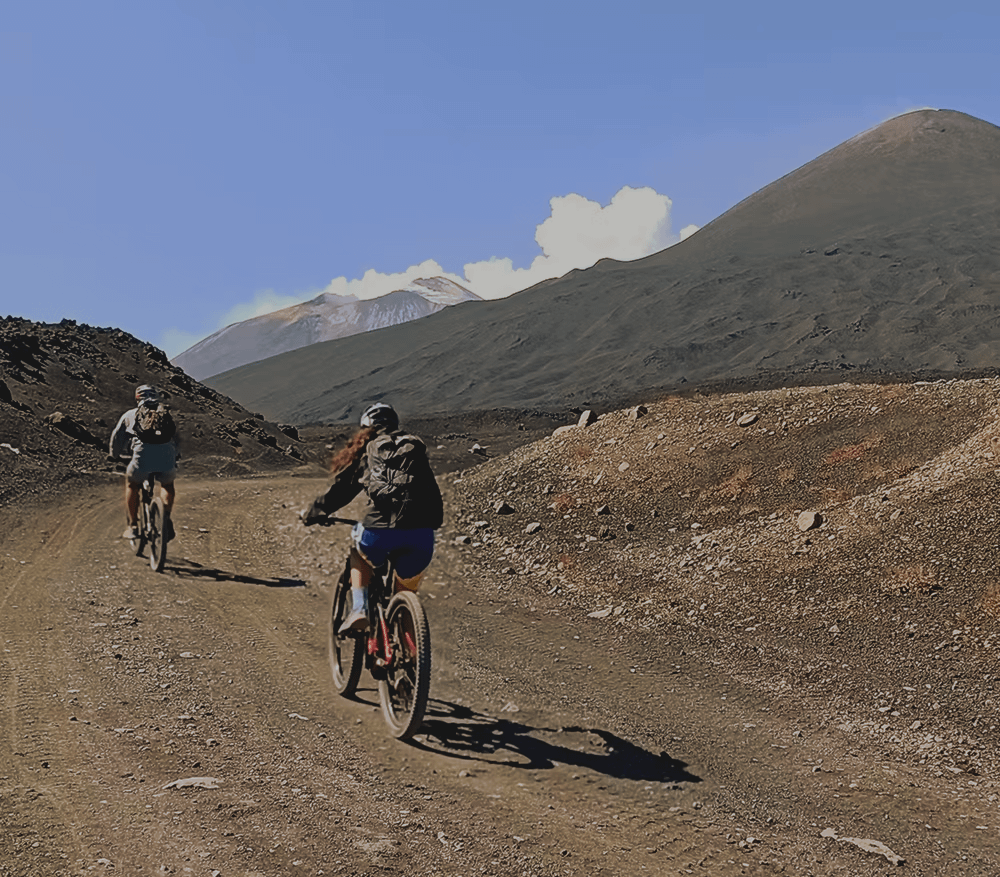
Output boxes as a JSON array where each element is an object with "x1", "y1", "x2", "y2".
[
  {"x1": 446, "y1": 379, "x2": 1000, "y2": 780},
  {"x1": 0, "y1": 317, "x2": 316, "y2": 507}
]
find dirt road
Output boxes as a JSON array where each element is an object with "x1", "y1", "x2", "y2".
[{"x1": 1, "y1": 474, "x2": 997, "y2": 876}]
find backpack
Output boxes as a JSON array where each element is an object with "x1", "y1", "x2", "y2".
[
  {"x1": 133, "y1": 401, "x2": 176, "y2": 444},
  {"x1": 365, "y1": 432, "x2": 428, "y2": 511}
]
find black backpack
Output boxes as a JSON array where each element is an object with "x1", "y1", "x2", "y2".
[
  {"x1": 133, "y1": 401, "x2": 176, "y2": 444},
  {"x1": 365, "y1": 432, "x2": 427, "y2": 510}
]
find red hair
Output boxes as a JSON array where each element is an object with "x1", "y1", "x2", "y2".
[{"x1": 329, "y1": 426, "x2": 376, "y2": 474}]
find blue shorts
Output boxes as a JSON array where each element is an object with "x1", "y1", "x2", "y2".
[{"x1": 352, "y1": 524, "x2": 435, "y2": 580}]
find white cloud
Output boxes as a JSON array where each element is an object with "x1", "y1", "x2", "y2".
[
  {"x1": 463, "y1": 186, "x2": 680, "y2": 299},
  {"x1": 326, "y1": 260, "x2": 457, "y2": 301},
  {"x1": 321, "y1": 185, "x2": 689, "y2": 302},
  {"x1": 162, "y1": 185, "x2": 696, "y2": 356}
]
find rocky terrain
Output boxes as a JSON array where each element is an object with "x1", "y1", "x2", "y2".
[
  {"x1": 448, "y1": 379, "x2": 1000, "y2": 782},
  {"x1": 0, "y1": 316, "x2": 321, "y2": 508},
  {"x1": 4, "y1": 314, "x2": 1000, "y2": 873}
]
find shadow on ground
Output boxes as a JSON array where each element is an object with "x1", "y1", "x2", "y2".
[
  {"x1": 167, "y1": 556, "x2": 306, "y2": 587},
  {"x1": 396, "y1": 700, "x2": 701, "y2": 784}
]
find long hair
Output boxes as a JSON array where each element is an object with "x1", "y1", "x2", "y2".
[{"x1": 329, "y1": 426, "x2": 376, "y2": 474}]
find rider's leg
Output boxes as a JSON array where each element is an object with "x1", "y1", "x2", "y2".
[
  {"x1": 340, "y1": 547, "x2": 373, "y2": 632},
  {"x1": 125, "y1": 480, "x2": 139, "y2": 527},
  {"x1": 349, "y1": 546, "x2": 372, "y2": 592},
  {"x1": 391, "y1": 531, "x2": 434, "y2": 592},
  {"x1": 394, "y1": 571, "x2": 425, "y2": 592},
  {"x1": 161, "y1": 482, "x2": 176, "y2": 514}
]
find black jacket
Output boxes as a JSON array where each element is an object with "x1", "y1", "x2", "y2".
[{"x1": 306, "y1": 430, "x2": 443, "y2": 530}]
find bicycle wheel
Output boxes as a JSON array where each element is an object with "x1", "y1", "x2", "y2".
[
  {"x1": 131, "y1": 496, "x2": 147, "y2": 557},
  {"x1": 378, "y1": 590, "x2": 431, "y2": 739},
  {"x1": 328, "y1": 564, "x2": 364, "y2": 695},
  {"x1": 148, "y1": 498, "x2": 168, "y2": 573}
]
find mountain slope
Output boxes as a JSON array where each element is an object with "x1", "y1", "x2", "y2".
[
  {"x1": 207, "y1": 109, "x2": 1000, "y2": 424},
  {"x1": 0, "y1": 317, "x2": 311, "y2": 507},
  {"x1": 172, "y1": 277, "x2": 481, "y2": 380}
]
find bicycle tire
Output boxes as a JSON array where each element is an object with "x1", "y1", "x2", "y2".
[
  {"x1": 328, "y1": 565, "x2": 364, "y2": 695},
  {"x1": 148, "y1": 498, "x2": 167, "y2": 572},
  {"x1": 132, "y1": 497, "x2": 147, "y2": 556},
  {"x1": 378, "y1": 590, "x2": 431, "y2": 739}
]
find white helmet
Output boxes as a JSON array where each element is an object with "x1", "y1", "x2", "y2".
[
  {"x1": 135, "y1": 384, "x2": 160, "y2": 403},
  {"x1": 359, "y1": 402, "x2": 398, "y2": 431}
]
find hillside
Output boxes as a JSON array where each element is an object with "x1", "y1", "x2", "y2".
[
  {"x1": 205, "y1": 109, "x2": 1000, "y2": 425},
  {"x1": 0, "y1": 317, "x2": 314, "y2": 508},
  {"x1": 450, "y1": 377, "x2": 1000, "y2": 783}
]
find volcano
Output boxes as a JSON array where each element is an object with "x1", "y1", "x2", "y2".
[
  {"x1": 207, "y1": 109, "x2": 1000, "y2": 424},
  {"x1": 172, "y1": 277, "x2": 481, "y2": 380}
]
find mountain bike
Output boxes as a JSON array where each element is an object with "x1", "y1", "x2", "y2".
[
  {"x1": 130, "y1": 474, "x2": 169, "y2": 573},
  {"x1": 319, "y1": 517, "x2": 431, "y2": 739}
]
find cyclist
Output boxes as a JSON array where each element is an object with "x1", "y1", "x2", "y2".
[
  {"x1": 109, "y1": 384, "x2": 179, "y2": 541},
  {"x1": 302, "y1": 402, "x2": 443, "y2": 633}
]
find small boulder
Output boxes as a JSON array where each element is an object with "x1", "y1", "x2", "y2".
[
  {"x1": 797, "y1": 510, "x2": 823, "y2": 532},
  {"x1": 44, "y1": 411, "x2": 102, "y2": 448}
]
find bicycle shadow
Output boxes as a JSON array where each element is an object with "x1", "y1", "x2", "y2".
[
  {"x1": 166, "y1": 556, "x2": 306, "y2": 588},
  {"x1": 406, "y1": 699, "x2": 700, "y2": 785}
]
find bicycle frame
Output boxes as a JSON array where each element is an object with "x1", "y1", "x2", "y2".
[{"x1": 363, "y1": 559, "x2": 400, "y2": 674}]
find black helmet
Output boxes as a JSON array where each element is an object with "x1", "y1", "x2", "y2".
[
  {"x1": 135, "y1": 384, "x2": 160, "y2": 403},
  {"x1": 359, "y1": 402, "x2": 398, "y2": 431}
]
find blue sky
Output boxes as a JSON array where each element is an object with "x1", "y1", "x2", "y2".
[{"x1": 2, "y1": 0, "x2": 999, "y2": 357}]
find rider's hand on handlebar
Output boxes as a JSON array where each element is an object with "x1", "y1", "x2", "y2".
[{"x1": 300, "y1": 509, "x2": 326, "y2": 527}]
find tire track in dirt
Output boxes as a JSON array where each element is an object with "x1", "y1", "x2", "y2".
[{"x1": 0, "y1": 488, "x2": 140, "y2": 873}]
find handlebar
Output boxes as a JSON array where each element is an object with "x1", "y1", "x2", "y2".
[{"x1": 303, "y1": 514, "x2": 359, "y2": 527}]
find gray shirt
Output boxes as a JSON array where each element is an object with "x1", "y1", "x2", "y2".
[{"x1": 109, "y1": 407, "x2": 179, "y2": 474}]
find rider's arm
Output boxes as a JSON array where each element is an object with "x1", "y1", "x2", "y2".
[
  {"x1": 303, "y1": 458, "x2": 364, "y2": 522},
  {"x1": 109, "y1": 411, "x2": 134, "y2": 459}
]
